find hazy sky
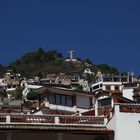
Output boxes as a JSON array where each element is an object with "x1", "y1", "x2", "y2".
[{"x1": 0, "y1": 0, "x2": 140, "y2": 75}]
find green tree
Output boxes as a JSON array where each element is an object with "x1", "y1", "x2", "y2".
[
  {"x1": 85, "y1": 73, "x2": 93, "y2": 83},
  {"x1": 12, "y1": 86, "x2": 23, "y2": 100},
  {"x1": 75, "y1": 85, "x2": 83, "y2": 92},
  {"x1": 97, "y1": 64, "x2": 118, "y2": 74},
  {"x1": 46, "y1": 50, "x2": 63, "y2": 61},
  {"x1": 7, "y1": 48, "x2": 119, "y2": 77},
  {"x1": 84, "y1": 58, "x2": 92, "y2": 64},
  {"x1": 27, "y1": 91, "x2": 38, "y2": 100}
]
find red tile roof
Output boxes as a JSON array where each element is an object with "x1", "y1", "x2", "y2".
[
  {"x1": 41, "y1": 108, "x2": 75, "y2": 115},
  {"x1": 81, "y1": 109, "x2": 95, "y2": 116},
  {"x1": 34, "y1": 87, "x2": 93, "y2": 96},
  {"x1": 0, "y1": 124, "x2": 113, "y2": 134},
  {"x1": 119, "y1": 104, "x2": 140, "y2": 113}
]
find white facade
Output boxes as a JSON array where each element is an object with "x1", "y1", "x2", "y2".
[
  {"x1": 22, "y1": 84, "x2": 43, "y2": 100},
  {"x1": 122, "y1": 83, "x2": 139, "y2": 101},
  {"x1": 91, "y1": 81, "x2": 122, "y2": 92},
  {"x1": 45, "y1": 104, "x2": 77, "y2": 112},
  {"x1": 44, "y1": 94, "x2": 90, "y2": 114},
  {"x1": 122, "y1": 89, "x2": 133, "y2": 100},
  {"x1": 107, "y1": 104, "x2": 140, "y2": 140},
  {"x1": 102, "y1": 82, "x2": 122, "y2": 91},
  {"x1": 45, "y1": 103, "x2": 88, "y2": 113}
]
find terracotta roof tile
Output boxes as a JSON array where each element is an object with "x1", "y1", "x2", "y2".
[
  {"x1": 34, "y1": 87, "x2": 93, "y2": 96},
  {"x1": 0, "y1": 124, "x2": 113, "y2": 134},
  {"x1": 119, "y1": 104, "x2": 140, "y2": 113}
]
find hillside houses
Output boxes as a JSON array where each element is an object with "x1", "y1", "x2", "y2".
[{"x1": 0, "y1": 69, "x2": 140, "y2": 140}]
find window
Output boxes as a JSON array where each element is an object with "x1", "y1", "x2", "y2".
[
  {"x1": 114, "y1": 77, "x2": 120, "y2": 82},
  {"x1": 93, "y1": 85, "x2": 99, "y2": 90},
  {"x1": 115, "y1": 86, "x2": 119, "y2": 90},
  {"x1": 47, "y1": 93, "x2": 73, "y2": 107},
  {"x1": 103, "y1": 77, "x2": 112, "y2": 82},
  {"x1": 61, "y1": 95, "x2": 66, "y2": 106},
  {"x1": 10, "y1": 76, "x2": 14, "y2": 79},
  {"x1": 41, "y1": 95, "x2": 45, "y2": 102},
  {"x1": 98, "y1": 98, "x2": 111, "y2": 107},
  {"x1": 66, "y1": 96, "x2": 73, "y2": 107},
  {"x1": 134, "y1": 97, "x2": 140, "y2": 103},
  {"x1": 106, "y1": 86, "x2": 111, "y2": 91},
  {"x1": 100, "y1": 84, "x2": 103, "y2": 87},
  {"x1": 48, "y1": 93, "x2": 55, "y2": 104},
  {"x1": 13, "y1": 85, "x2": 16, "y2": 88},
  {"x1": 56, "y1": 94, "x2": 61, "y2": 105},
  {"x1": 121, "y1": 78, "x2": 127, "y2": 82}
]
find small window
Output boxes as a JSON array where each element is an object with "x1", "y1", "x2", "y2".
[
  {"x1": 100, "y1": 84, "x2": 103, "y2": 87},
  {"x1": 56, "y1": 94, "x2": 61, "y2": 105},
  {"x1": 115, "y1": 86, "x2": 119, "y2": 90},
  {"x1": 106, "y1": 86, "x2": 111, "y2": 91},
  {"x1": 103, "y1": 77, "x2": 112, "y2": 82},
  {"x1": 121, "y1": 78, "x2": 127, "y2": 82},
  {"x1": 66, "y1": 96, "x2": 73, "y2": 107},
  {"x1": 114, "y1": 77, "x2": 120, "y2": 82},
  {"x1": 135, "y1": 97, "x2": 140, "y2": 103},
  {"x1": 13, "y1": 85, "x2": 16, "y2": 88},
  {"x1": 98, "y1": 98, "x2": 111, "y2": 107},
  {"x1": 41, "y1": 95, "x2": 45, "y2": 102},
  {"x1": 61, "y1": 95, "x2": 66, "y2": 106},
  {"x1": 7, "y1": 85, "x2": 11, "y2": 88},
  {"x1": 93, "y1": 85, "x2": 100, "y2": 90},
  {"x1": 48, "y1": 93, "x2": 55, "y2": 104}
]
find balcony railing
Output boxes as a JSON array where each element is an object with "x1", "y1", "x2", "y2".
[{"x1": 0, "y1": 114, "x2": 106, "y2": 126}]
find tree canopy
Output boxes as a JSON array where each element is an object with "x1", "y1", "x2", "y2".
[
  {"x1": 12, "y1": 86, "x2": 23, "y2": 100},
  {"x1": 27, "y1": 91, "x2": 38, "y2": 100}
]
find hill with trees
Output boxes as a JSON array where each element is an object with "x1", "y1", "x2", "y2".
[{"x1": 1, "y1": 48, "x2": 118, "y2": 77}]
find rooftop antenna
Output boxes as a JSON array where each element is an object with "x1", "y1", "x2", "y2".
[
  {"x1": 67, "y1": 50, "x2": 76, "y2": 61},
  {"x1": 131, "y1": 69, "x2": 134, "y2": 83}
]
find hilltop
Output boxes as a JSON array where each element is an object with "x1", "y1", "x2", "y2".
[{"x1": 0, "y1": 48, "x2": 118, "y2": 77}]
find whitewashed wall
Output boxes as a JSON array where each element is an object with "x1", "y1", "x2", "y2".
[
  {"x1": 107, "y1": 105, "x2": 140, "y2": 140},
  {"x1": 122, "y1": 89, "x2": 133, "y2": 100}
]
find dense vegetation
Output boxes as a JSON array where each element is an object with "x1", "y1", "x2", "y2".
[
  {"x1": 1, "y1": 48, "x2": 118, "y2": 77},
  {"x1": 27, "y1": 91, "x2": 39, "y2": 100},
  {"x1": 12, "y1": 86, "x2": 23, "y2": 100},
  {"x1": 0, "y1": 64, "x2": 7, "y2": 77}
]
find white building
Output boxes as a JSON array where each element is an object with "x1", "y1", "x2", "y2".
[
  {"x1": 122, "y1": 82, "x2": 139, "y2": 101},
  {"x1": 33, "y1": 87, "x2": 93, "y2": 115},
  {"x1": 107, "y1": 103, "x2": 140, "y2": 140},
  {"x1": 91, "y1": 81, "x2": 122, "y2": 94}
]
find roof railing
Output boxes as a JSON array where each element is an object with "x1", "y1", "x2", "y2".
[{"x1": 0, "y1": 114, "x2": 106, "y2": 126}]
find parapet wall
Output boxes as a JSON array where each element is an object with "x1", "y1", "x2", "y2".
[{"x1": 107, "y1": 104, "x2": 140, "y2": 140}]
